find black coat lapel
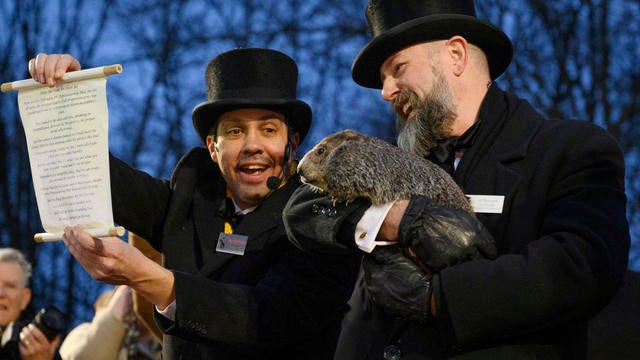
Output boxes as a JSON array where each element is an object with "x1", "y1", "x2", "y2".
[
  {"x1": 193, "y1": 184, "x2": 226, "y2": 266},
  {"x1": 454, "y1": 86, "x2": 542, "y2": 244}
]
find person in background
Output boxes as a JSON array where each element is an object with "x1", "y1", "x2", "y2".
[
  {"x1": 0, "y1": 247, "x2": 60, "y2": 360},
  {"x1": 28, "y1": 48, "x2": 361, "y2": 359},
  {"x1": 59, "y1": 286, "x2": 161, "y2": 360},
  {"x1": 282, "y1": 0, "x2": 631, "y2": 359}
]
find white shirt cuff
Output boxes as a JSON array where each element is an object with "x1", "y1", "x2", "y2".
[
  {"x1": 355, "y1": 202, "x2": 395, "y2": 253},
  {"x1": 156, "y1": 299, "x2": 176, "y2": 321}
]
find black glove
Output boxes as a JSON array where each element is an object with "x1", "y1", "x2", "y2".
[
  {"x1": 363, "y1": 246, "x2": 433, "y2": 322},
  {"x1": 363, "y1": 196, "x2": 496, "y2": 322},
  {"x1": 398, "y1": 195, "x2": 497, "y2": 273},
  {"x1": 283, "y1": 184, "x2": 371, "y2": 254}
]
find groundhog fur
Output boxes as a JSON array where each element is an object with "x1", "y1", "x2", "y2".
[{"x1": 298, "y1": 129, "x2": 473, "y2": 214}]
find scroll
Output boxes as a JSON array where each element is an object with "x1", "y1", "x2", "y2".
[{"x1": 2, "y1": 65, "x2": 124, "y2": 242}]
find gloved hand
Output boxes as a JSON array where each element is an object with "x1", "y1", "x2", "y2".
[
  {"x1": 398, "y1": 195, "x2": 497, "y2": 273},
  {"x1": 363, "y1": 246, "x2": 433, "y2": 322},
  {"x1": 363, "y1": 196, "x2": 496, "y2": 322},
  {"x1": 283, "y1": 184, "x2": 371, "y2": 254}
]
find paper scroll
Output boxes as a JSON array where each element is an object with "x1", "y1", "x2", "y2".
[{"x1": 2, "y1": 65, "x2": 124, "y2": 242}]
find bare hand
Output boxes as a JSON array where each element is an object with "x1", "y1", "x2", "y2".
[
  {"x1": 378, "y1": 200, "x2": 409, "y2": 242},
  {"x1": 19, "y1": 324, "x2": 60, "y2": 360},
  {"x1": 62, "y1": 225, "x2": 139, "y2": 285},
  {"x1": 108, "y1": 286, "x2": 135, "y2": 325},
  {"x1": 62, "y1": 225, "x2": 176, "y2": 309},
  {"x1": 28, "y1": 53, "x2": 81, "y2": 87}
]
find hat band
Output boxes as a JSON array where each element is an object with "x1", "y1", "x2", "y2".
[{"x1": 209, "y1": 86, "x2": 293, "y2": 101}]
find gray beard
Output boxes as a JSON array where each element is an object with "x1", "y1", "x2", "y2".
[{"x1": 395, "y1": 74, "x2": 456, "y2": 158}]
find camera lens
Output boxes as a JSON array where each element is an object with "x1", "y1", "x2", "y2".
[{"x1": 32, "y1": 306, "x2": 65, "y2": 341}]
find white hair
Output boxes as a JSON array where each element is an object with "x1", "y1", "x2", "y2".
[{"x1": 0, "y1": 247, "x2": 32, "y2": 286}]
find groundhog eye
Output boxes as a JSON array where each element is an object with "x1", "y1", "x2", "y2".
[{"x1": 316, "y1": 147, "x2": 325, "y2": 156}]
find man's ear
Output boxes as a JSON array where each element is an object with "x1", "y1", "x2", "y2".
[
  {"x1": 206, "y1": 135, "x2": 219, "y2": 164},
  {"x1": 446, "y1": 36, "x2": 469, "y2": 77},
  {"x1": 21, "y1": 288, "x2": 32, "y2": 311}
]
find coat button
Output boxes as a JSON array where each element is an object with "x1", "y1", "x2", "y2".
[{"x1": 383, "y1": 345, "x2": 401, "y2": 360}]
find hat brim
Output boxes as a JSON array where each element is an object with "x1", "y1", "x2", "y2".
[
  {"x1": 352, "y1": 14, "x2": 513, "y2": 89},
  {"x1": 192, "y1": 98, "x2": 312, "y2": 144}
]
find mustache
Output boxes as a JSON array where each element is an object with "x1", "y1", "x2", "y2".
[{"x1": 236, "y1": 154, "x2": 275, "y2": 168}]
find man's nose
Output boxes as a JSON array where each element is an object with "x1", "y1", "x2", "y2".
[
  {"x1": 381, "y1": 78, "x2": 400, "y2": 102},
  {"x1": 242, "y1": 131, "x2": 263, "y2": 153}
]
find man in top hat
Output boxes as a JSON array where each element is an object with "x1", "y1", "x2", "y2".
[
  {"x1": 283, "y1": 0, "x2": 630, "y2": 359},
  {"x1": 28, "y1": 49, "x2": 361, "y2": 359}
]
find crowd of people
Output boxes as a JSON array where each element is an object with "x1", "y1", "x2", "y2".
[{"x1": 8, "y1": 0, "x2": 631, "y2": 359}]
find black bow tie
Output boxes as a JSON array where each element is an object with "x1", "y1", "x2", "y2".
[
  {"x1": 429, "y1": 137, "x2": 459, "y2": 165},
  {"x1": 426, "y1": 120, "x2": 482, "y2": 174},
  {"x1": 217, "y1": 198, "x2": 244, "y2": 228}
]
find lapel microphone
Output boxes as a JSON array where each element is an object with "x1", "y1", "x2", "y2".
[{"x1": 267, "y1": 142, "x2": 291, "y2": 190}]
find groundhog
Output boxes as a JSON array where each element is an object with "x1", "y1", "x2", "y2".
[{"x1": 298, "y1": 129, "x2": 473, "y2": 214}]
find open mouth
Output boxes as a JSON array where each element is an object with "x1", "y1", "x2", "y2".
[
  {"x1": 393, "y1": 101, "x2": 413, "y2": 121},
  {"x1": 402, "y1": 102, "x2": 413, "y2": 118},
  {"x1": 300, "y1": 175, "x2": 316, "y2": 186},
  {"x1": 236, "y1": 161, "x2": 274, "y2": 184},
  {"x1": 239, "y1": 164, "x2": 267, "y2": 174},
  {"x1": 393, "y1": 91, "x2": 415, "y2": 119}
]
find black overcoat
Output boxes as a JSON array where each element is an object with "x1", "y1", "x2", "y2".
[
  {"x1": 284, "y1": 85, "x2": 630, "y2": 359},
  {"x1": 108, "y1": 148, "x2": 361, "y2": 359}
]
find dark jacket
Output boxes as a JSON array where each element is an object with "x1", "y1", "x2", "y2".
[
  {"x1": 283, "y1": 85, "x2": 630, "y2": 359},
  {"x1": 109, "y1": 148, "x2": 361, "y2": 359},
  {"x1": 0, "y1": 308, "x2": 45, "y2": 360}
]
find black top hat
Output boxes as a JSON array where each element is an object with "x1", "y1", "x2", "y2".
[
  {"x1": 352, "y1": 0, "x2": 513, "y2": 89},
  {"x1": 192, "y1": 48, "x2": 312, "y2": 143}
]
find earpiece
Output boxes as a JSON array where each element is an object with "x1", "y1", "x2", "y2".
[{"x1": 267, "y1": 141, "x2": 292, "y2": 190}]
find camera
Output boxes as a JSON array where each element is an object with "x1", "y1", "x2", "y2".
[{"x1": 0, "y1": 306, "x2": 65, "y2": 359}]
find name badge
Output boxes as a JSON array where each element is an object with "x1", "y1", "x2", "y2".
[
  {"x1": 467, "y1": 195, "x2": 505, "y2": 214},
  {"x1": 216, "y1": 232, "x2": 248, "y2": 255}
]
